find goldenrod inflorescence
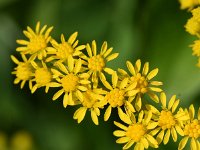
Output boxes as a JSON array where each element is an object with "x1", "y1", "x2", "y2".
[{"x1": 11, "y1": 21, "x2": 200, "y2": 150}]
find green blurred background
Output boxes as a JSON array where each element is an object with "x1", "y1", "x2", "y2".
[{"x1": 0, "y1": 0, "x2": 200, "y2": 149}]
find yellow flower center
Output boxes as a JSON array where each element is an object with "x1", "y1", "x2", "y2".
[
  {"x1": 61, "y1": 73, "x2": 79, "y2": 92},
  {"x1": 184, "y1": 119, "x2": 200, "y2": 139},
  {"x1": 126, "y1": 124, "x2": 146, "y2": 142},
  {"x1": 131, "y1": 73, "x2": 148, "y2": 93},
  {"x1": 158, "y1": 110, "x2": 176, "y2": 130},
  {"x1": 57, "y1": 42, "x2": 74, "y2": 59},
  {"x1": 82, "y1": 90, "x2": 97, "y2": 108},
  {"x1": 88, "y1": 55, "x2": 105, "y2": 72},
  {"x1": 16, "y1": 63, "x2": 33, "y2": 80},
  {"x1": 105, "y1": 88, "x2": 125, "y2": 107},
  {"x1": 35, "y1": 68, "x2": 52, "y2": 85},
  {"x1": 28, "y1": 35, "x2": 47, "y2": 53}
]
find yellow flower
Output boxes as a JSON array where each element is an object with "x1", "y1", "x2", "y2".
[
  {"x1": 179, "y1": 0, "x2": 200, "y2": 10},
  {"x1": 178, "y1": 105, "x2": 200, "y2": 150},
  {"x1": 30, "y1": 61, "x2": 60, "y2": 93},
  {"x1": 16, "y1": 22, "x2": 53, "y2": 60},
  {"x1": 191, "y1": 40, "x2": 200, "y2": 56},
  {"x1": 113, "y1": 111, "x2": 158, "y2": 150},
  {"x1": 0, "y1": 132, "x2": 7, "y2": 150},
  {"x1": 146, "y1": 92, "x2": 189, "y2": 145},
  {"x1": 101, "y1": 71, "x2": 137, "y2": 121},
  {"x1": 46, "y1": 32, "x2": 85, "y2": 63},
  {"x1": 10, "y1": 131, "x2": 33, "y2": 150},
  {"x1": 185, "y1": 18, "x2": 200, "y2": 36},
  {"x1": 118, "y1": 59, "x2": 163, "y2": 111},
  {"x1": 51, "y1": 56, "x2": 90, "y2": 107},
  {"x1": 81, "y1": 40, "x2": 119, "y2": 87},
  {"x1": 11, "y1": 54, "x2": 34, "y2": 89},
  {"x1": 73, "y1": 88, "x2": 107, "y2": 125}
]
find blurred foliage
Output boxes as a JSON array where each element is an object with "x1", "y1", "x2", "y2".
[{"x1": 0, "y1": 0, "x2": 200, "y2": 149}]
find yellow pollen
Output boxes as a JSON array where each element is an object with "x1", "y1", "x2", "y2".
[
  {"x1": 131, "y1": 73, "x2": 148, "y2": 93},
  {"x1": 105, "y1": 88, "x2": 125, "y2": 107},
  {"x1": 88, "y1": 55, "x2": 105, "y2": 71},
  {"x1": 184, "y1": 119, "x2": 200, "y2": 139},
  {"x1": 82, "y1": 90, "x2": 97, "y2": 108},
  {"x1": 126, "y1": 123, "x2": 146, "y2": 142},
  {"x1": 16, "y1": 63, "x2": 33, "y2": 80},
  {"x1": 28, "y1": 35, "x2": 47, "y2": 53},
  {"x1": 35, "y1": 68, "x2": 52, "y2": 85},
  {"x1": 158, "y1": 110, "x2": 176, "y2": 130},
  {"x1": 57, "y1": 42, "x2": 74, "y2": 59},
  {"x1": 61, "y1": 73, "x2": 79, "y2": 92}
]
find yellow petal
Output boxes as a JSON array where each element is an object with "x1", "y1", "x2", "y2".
[
  {"x1": 106, "y1": 53, "x2": 119, "y2": 62},
  {"x1": 118, "y1": 107, "x2": 132, "y2": 124},
  {"x1": 147, "y1": 68, "x2": 158, "y2": 80},
  {"x1": 100, "y1": 41, "x2": 107, "y2": 54},
  {"x1": 125, "y1": 82, "x2": 137, "y2": 91},
  {"x1": 175, "y1": 125, "x2": 184, "y2": 136},
  {"x1": 114, "y1": 121, "x2": 128, "y2": 131},
  {"x1": 104, "y1": 67, "x2": 114, "y2": 75},
  {"x1": 91, "y1": 40, "x2": 97, "y2": 56},
  {"x1": 163, "y1": 129, "x2": 170, "y2": 145},
  {"x1": 191, "y1": 138, "x2": 197, "y2": 150},
  {"x1": 104, "y1": 47, "x2": 113, "y2": 58},
  {"x1": 142, "y1": 62, "x2": 149, "y2": 76},
  {"x1": 135, "y1": 96, "x2": 142, "y2": 111},
  {"x1": 122, "y1": 140, "x2": 134, "y2": 149},
  {"x1": 120, "y1": 78, "x2": 129, "y2": 90},
  {"x1": 126, "y1": 61, "x2": 135, "y2": 75},
  {"x1": 74, "y1": 107, "x2": 87, "y2": 123},
  {"x1": 148, "y1": 87, "x2": 162, "y2": 92},
  {"x1": 150, "y1": 81, "x2": 163, "y2": 86},
  {"x1": 116, "y1": 137, "x2": 130, "y2": 144},
  {"x1": 86, "y1": 43, "x2": 92, "y2": 57},
  {"x1": 91, "y1": 110, "x2": 99, "y2": 125},
  {"x1": 168, "y1": 95, "x2": 176, "y2": 110},
  {"x1": 113, "y1": 130, "x2": 126, "y2": 137},
  {"x1": 112, "y1": 71, "x2": 118, "y2": 88},
  {"x1": 145, "y1": 104, "x2": 160, "y2": 114},
  {"x1": 68, "y1": 56, "x2": 74, "y2": 72},
  {"x1": 63, "y1": 93, "x2": 69, "y2": 108},
  {"x1": 146, "y1": 134, "x2": 158, "y2": 146},
  {"x1": 104, "y1": 105, "x2": 112, "y2": 121},
  {"x1": 148, "y1": 92, "x2": 159, "y2": 103},
  {"x1": 135, "y1": 59, "x2": 141, "y2": 73},
  {"x1": 74, "y1": 59, "x2": 82, "y2": 74},
  {"x1": 146, "y1": 122, "x2": 158, "y2": 130},
  {"x1": 138, "y1": 110, "x2": 144, "y2": 123},
  {"x1": 178, "y1": 136, "x2": 189, "y2": 150},
  {"x1": 172, "y1": 99, "x2": 180, "y2": 113},
  {"x1": 171, "y1": 127, "x2": 177, "y2": 142},
  {"x1": 52, "y1": 89, "x2": 64, "y2": 100},
  {"x1": 68, "y1": 32, "x2": 78, "y2": 44},
  {"x1": 144, "y1": 111, "x2": 152, "y2": 124},
  {"x1": 156, "y1": 130, "x2": 164, "y2": 144},
  {"x1": 198, "y1": 107, "x2": 200, "y2": 120},
  {"x1": 189, "y1": 104, "x2": 195, "y2": 120},
  {"x1": 140, "y1": 137, "x2": 149, "y2": 149}
]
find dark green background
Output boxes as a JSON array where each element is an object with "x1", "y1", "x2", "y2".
[{"x1": 0, "y1": 0, "x2": 200, "y2": 149}]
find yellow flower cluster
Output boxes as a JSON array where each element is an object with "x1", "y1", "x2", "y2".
[
  {"x1": 184, "y1": 7, "x2": 200, "y2": 67},
  {"x1": 11, "y1": 22, "x2": 200, "y2": 150}
]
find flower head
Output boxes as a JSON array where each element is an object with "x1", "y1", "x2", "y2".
[
  {"x1": 30, "y1": 61, "x2": 60, "y2": 93},
  {"x1": 101, "y1": 71, "x2": 136, "y2": 121},
  {"x1": 16, "y1": 22, "x2": 53, "y2": 60},
  {"x1": 113, "y1": 111, "x2": 158, "y2": 149},
  {"x1": 73, "y1": 88, "x2": 107, "y2": 125},
  {"x1": 51, "y1": 56, "x2": 90, "y2": 107},
  {"x1": 81, "y1": 40, "x2": 119, "y2": 88},
  {"x1": 118, "y1": 59, "x2": 163, "y2": 111},
  {"x1": 146, "y1": 92, "x2": 189, "y2": 145},
  {"x1": 178, "y1": 105, "x2": 200, "y2": 150},
  {"x1": 46, "y1": 32, "x2": 85, "y2": 63},
  {"x1": 11, "y1": 54, "x2": 34, "y2": 89}
]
